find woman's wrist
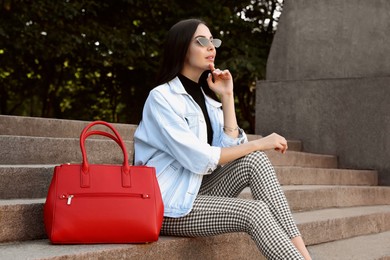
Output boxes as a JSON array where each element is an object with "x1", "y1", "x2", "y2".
[
  {"x1": 223, "y1": 125, "x2": 239, "y2": 138},
  {"x1": 219, "y1": 91, "x2": 234, "y2": 101},
  {"x1": 223, "y1": 125, "x2": 239, "y2": 133}
]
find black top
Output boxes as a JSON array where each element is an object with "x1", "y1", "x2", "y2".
[{"x1": 178, "y1": 74, "x2": 213, "y2": 145}]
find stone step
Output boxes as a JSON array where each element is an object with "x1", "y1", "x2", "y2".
[
  {"x1": 1, "y1": 205, "x2": 389, "y2": 259},
  {"x1": 2, "y1": 189, "x2": 390, "y2": 243},
  {"x1": 240, "y1": 185, "x2": 390, "y2": 212},
  {"x1": 307, "y1": 230, "x2": 390, "y2": 260},
  {"x1": 1, "y1": 165, "x2": 376, "y2": 199},
  {"x1": 294, "y1": 205, "x2": 390, "y2": 245},
  {"x1": 0, "y1": 235, "x2": 265, "y2": 260},
  {"x1": 265, "y1": 150, "x2": 338, "y2": 168},
  {"x1": 275, "y1": 166, "x2": 378, "y2": 186},
  {"x1": 0, "y1": 135, "x2": 336, "y2": 167},
  {"x1": 2, "y1": 231, "x2": 389, "y2": 260},
  {"x1": 283, "y1": 185, "x2": 390, "y2": 212},
  {"x1": 0, "y1": 115, "x2": 137, "y2": 140},
  {"x1": 286, "y1": 139, "x2": 302, "y2": 151},
  {"x1": 0, "y1": 115, "x2": 303, "y2": 152},
  {"x1": 0, "y1": 165, "x2": 54, "y2": 199},
  {"x1": 0, "y1": 136, "x2": 134, "y2": 165},
  {"x1": 0, "y1": 199, "x2": 46, "y2": 242}
]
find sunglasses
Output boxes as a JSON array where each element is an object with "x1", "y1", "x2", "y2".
[{"x1": 196, "y1": 37, "x2": 222, "y2": 48}]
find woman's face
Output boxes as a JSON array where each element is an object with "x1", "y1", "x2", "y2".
[{"x1": 182, "y1": 24, "x2": 216, "y2": 81}]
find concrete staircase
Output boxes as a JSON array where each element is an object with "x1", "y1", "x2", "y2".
[{"x1": 0, "y1": 115, "x2": 389, "y2": 260}]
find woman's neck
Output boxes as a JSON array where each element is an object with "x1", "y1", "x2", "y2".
[{"x1": 180, "y1": 67, "x2": 202, "y2": 83}]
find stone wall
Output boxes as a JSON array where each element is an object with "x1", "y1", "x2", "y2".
[
  {"x1": 266, "y1": 0, "x2": 390, "y2": 80},
  {"x1": 256, "y1": 0, "x2": 390, "y2": 185}
]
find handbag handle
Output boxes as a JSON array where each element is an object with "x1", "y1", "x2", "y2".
[{"x1": 79, "y1": 121, "x2": 131, "y2": 188}]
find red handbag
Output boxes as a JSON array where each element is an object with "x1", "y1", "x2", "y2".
[{"x1": 44, "y1": 121, "x2": 164, "y2": 244}]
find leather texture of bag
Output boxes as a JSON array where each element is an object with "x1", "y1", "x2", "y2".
[{"x1": 44, "y1": 121, "x2": 164, "y2": 244}]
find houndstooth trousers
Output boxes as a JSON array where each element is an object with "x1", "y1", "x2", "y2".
[{"x1": 160, "y1": 151, "x2": 304, "y2": 259}]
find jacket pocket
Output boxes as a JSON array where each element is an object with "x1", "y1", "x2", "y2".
[
  {"x1": 184, "y1": 113, "x2": 201, "y2": 137},
  {"x1": 157, "y1": 161, "x2": 181, "y2": 188},
  {"x1": 184, "y1": 113, "x2": 199, "y2": 128}
]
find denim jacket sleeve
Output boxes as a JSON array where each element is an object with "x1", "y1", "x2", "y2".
[{"x1": 135, "y1": 85, "x2": 221, "y2": 175}]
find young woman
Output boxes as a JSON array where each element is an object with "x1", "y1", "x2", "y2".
[{"x1": 134, "y1": 18, "x2": 312, "y2": 260}]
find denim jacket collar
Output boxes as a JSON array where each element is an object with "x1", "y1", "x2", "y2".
[
  {"x1": 168, "y1": 76, "x2": 188, "y2": 95},
  {"x1": 169, "y1": 76, "x2": 222, "y2": 108}
]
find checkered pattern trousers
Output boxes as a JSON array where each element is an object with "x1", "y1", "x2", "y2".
[{"x1": 160, "y1": 151, "x2": 304, "y2": 259}]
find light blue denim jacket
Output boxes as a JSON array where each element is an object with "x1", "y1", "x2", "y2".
[{"x1": 134, "y1": 76, "x2": 247, "y2": 217}]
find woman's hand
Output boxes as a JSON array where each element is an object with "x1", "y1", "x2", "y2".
[
  {"x1": 219, "y1": 132, "x2": 288, "y2": 165},
  {"x1": 206, "y1": 63, "x2": 233, "y2": 97},
  {"x1": 255, "y1": 133, "x2": 288, "y2": 154}
]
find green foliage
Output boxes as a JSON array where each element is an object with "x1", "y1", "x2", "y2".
[{"x1": 0, "y1": 0, "x2": 283, "y2": 132}]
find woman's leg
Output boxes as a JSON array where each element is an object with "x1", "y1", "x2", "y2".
[
  {"x1": 292, "y1": 236, "x2": 312, "y2": 260},
  {"x1": 199, "y1": 151, "x2": 311, "y2": 259},
  {"x1": 161, "y1": 195, "x2": 304, "y2": 259},
  {"x1": 199, "y1": 151, "x2": 300, "y2": 239}
]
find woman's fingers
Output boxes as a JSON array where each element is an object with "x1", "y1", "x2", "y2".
[
  {"x1": 213, "y1": 68, "x2": 222, "y2": 75},
  {"x1": 277, "y1": 142, "x2": 288, "y2": 154},
  {"x1": 279, "y1": 140, "x2": 288, "y2": 154},
  {"x1": 212, "y1": 69, "x2": 231, "y2": 81},
  {"x1": 207, "y1": 72, "x2": 214, "y2": 85},
  {"x1": 265, "y1": 133, "x2": 288, "y2": 154},
  {"x1": 274, "y1": 146, "x2": 287, "y2": 154},
  {"x1": 209, "y1": 63, "x2": 232, "y2": 80}
]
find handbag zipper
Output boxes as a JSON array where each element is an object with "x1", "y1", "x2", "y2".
[{"x1": 60, "y1": 193, "x2": 150, "y2": 205}]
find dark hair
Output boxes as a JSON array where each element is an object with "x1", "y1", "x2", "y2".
[
  {"x1": 155, "y1": 18, "x2": 205, "y2": 86},
  {"x1": 155, "y1": 19, "x2": 219, "y2": 101}
]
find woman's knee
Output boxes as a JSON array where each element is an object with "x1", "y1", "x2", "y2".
[
  {"x1": 240, "y1": 200, "x2": 278, "y2": 233},
  {"x1": 244, "y1": 200, "x2": 272, "y2": 219},
  {"x1": 250, "y1": 150, "x2": 270, "y2": 161},
  {"x1": 240, "y1": 151, "x2": 272, "y2": 169}
]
